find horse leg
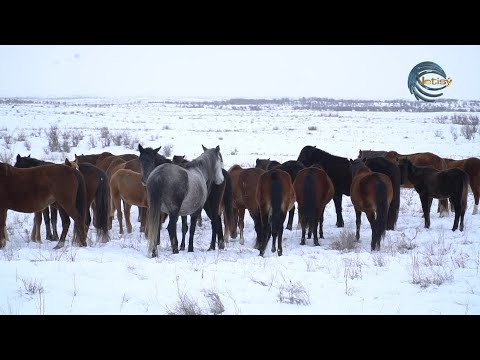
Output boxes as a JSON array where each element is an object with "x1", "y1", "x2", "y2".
[
  {"x1": 166, "y1": 212, "x2": 180, "y2": 254},
  {"x1": 286, "y1": 206, "x2": 295, "y2": 230},
  {"x1": 451, "y1": 197, "x2": 461, "y2": 231},
  {"x1": 124, "y1": 202, "x2": 133, "y2": 233},
  {"x1": 50, "y1": 205, "x2": 59, "y2": 241},
  {"x1": 300, "y1": 221, "x2": 307, "y2": 245},
  {"x1": 140, "y1": 207, "x2": 147, "y2": 233},
  {"x1": 30, "y1": 213, "x2": 37, "y2": 241},
  {"x1": 0, "y1": 209, "x2": 7, "y2": 249},
  {"x1": 355, "y1": 209, "x2": 361, "y2": 241},
  {"x1": 333, "y1": 192, "x2": 344, "y2": 227},
  {"x1": 180, "y1": 216, "x2": 188, "y2": 251},
  {"x1": 187, "y1": 210, "x2": 202, "y2": 253},
  {"x1": 238, "y1": 207, "x2": 246, "y2": 245},
  {"x1": 43, "y1": 207, "x2": 53, "y2": 240},
  {"x1": 229, "y1": 206, "x2": 238, "y2": 240},
  {"x1": 473, "y1": 188, "x2": 479, "y2": 215},
  {"x1": 420, "y1": 196, "x2": 432, "y2": 229},
  {"x1": 113, "y1": 194, "x2": 124, "y2": 234},
  {"x1": 277, "y1": 223, "x2": 284, "y2": 257},
  {"x1": 313, "y1": 218, "x2": 320, "y2": 246},
  {"x1": 53, "y1": 208, "x2": 71, "y2": 250},
  {"x1": 438, "y1": 199, "x2": 449, "y2": 217},
  {"x1": 319, "y1": 207, "x2": 326, "y2": 239},
  {"x1": 365, "y1": 211, "x2": 378, "y2": 251},
  {"x1": 33, "y1": 211, "x2": 42, "y2": 243},
  {"x1": 137, "y1": 206, "x2": 142, "y2": 222}
]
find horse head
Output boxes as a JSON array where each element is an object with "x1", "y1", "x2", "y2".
[{"x1": 138, "y1": 144, "x2": 161, "y2": 186}]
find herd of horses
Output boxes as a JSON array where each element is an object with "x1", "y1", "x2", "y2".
[{"x1": 0, "y1": 144, "x2": 478, "y2": 257}]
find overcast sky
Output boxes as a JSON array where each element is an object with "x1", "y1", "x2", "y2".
[{"x1": 0, "y1": 45, "x2": 478, "y2": 100}]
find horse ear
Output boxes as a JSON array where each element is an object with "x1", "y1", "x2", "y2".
[
  {"x1": 28, "y1": 154, "x2": 31, "y2": 158},
  {"x1": 202, "y1": 145, "x2": 207, "y2": 152},
  {"x1": 138, "y1": 144, "x2": 144, "y2": 153},
  {"x1": 16, "y1": 154, "x2": 20, "y2": 160},
  {"x1": 216, "y1": 145, "x2": 220, "y2": 152},
  {"x1": 153, "y1": 147, "x2": 161, "y2": 154},
  {"x1": 65, "y1": 159, "x2": 71, "y2": 166}
]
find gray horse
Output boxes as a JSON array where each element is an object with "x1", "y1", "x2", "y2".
[{"x1": 140, "y1": 145, "x2": 224, "y2": 257}]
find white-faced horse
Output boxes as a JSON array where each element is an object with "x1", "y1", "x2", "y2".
[{"x1": 140, "y1": 145, "x2": 224, "y2": 257}]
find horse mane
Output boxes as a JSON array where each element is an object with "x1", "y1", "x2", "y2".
[{"x1": 185, "y1": 148, "x2": 220, "y2": 188}]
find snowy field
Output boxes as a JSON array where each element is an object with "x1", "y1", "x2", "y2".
[{"x1": 0, "y1": 97, "x2": 479, "y2": 315}]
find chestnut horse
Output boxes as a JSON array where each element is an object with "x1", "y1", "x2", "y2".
[
  {"x1": 226, "y1": 165, "x2": 265, "y2": 245},
  {"x1": 398, "y1": 158, "x2": 469, "y2": 231},
  {"x1": 109, "y1": 169, "x2": 148, "y2": 234},
  {"x1": 256, "y1": 169, "x2": 296, "y2": 257},
  {"x1": 0, "y1": 162, "x2": 87, "y2": 249},
  {"x1": 293, "y1": 166, "x2": 334, "y2": 246},
  {"x1": 349, "y1": 159, "x2": 393, "y2": 251},
  {"x1": 444, "y1": 157, "x2": 480, "y2": 215}
]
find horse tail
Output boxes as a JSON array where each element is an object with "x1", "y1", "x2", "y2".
[
  {"x1": 303, "y1": 171, "x2": 316, "y2": 232},
  {"x1": 270, "y1": 172, "x2": 283, "y2": 237},
  {"x1": 222, "y1": 169, "x2": 234, "y2": 240},
  {"x1": 388, "y1": 169, "x2": 400, "y2": 230},
  {"x1": 146, "y1": 179, "x2": 163, "y2": 257},
  {"x1": 94, "y1": 170, "x2": 110, "y2": 243},
  {"x1": 375, "y1": 177, "x2": 389, "y2": 242},
  {"x1": 73, "y1": 169, "x2": 88, "y2": 246}
]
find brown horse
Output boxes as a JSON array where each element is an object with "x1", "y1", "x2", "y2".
[
  {"x1": 349, "y1": 159, "x2": 393, "y2": 251},
  {"x1": 65, "y1": 159, "x2": 110, "y2": 243},
  {"x1": 109, "y1": 169, "x2": 148, "y2": 234},
  {"x1": 75, "y1": 152, "x2": 114, "y2": 167},
  {"x1": 444, "y1": 157, "x2": 480, "y2": 215},
  {"x1": 385, "y1": 150, "x2": 449, "y2": 216},
  {"x1": 226, "y1": 165, "x2": 265, "y2": 245},
  {"x1": 256, "y1": 169, "x2": 296, "y2": 257},
  {"x1": 255, "y1": 158, "x2": 281, "y2": 170},
  {"x1": 398, "y1": 158, "x2": 469, "y2": 231},
  {"x1": 0, "y1": 162, "x2": 87, "y2": 249},
  {"x1": 293, "y1": 166, "x2": 334, "y2": 246}
]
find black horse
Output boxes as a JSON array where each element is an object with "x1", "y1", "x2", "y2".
[
  {"x1": 398, "y1": 158, "x2": 469, "y2": 231},
  {"x1": 297, "y1": 146, "x2": 351, "y2": 227},
  {"x1": 364, "y1": 157, "x2": 401, "y2": 231}
]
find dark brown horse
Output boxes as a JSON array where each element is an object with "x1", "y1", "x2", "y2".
[
  {"x1": 297, "y1": 145, "x2": 352, "y2": 228},
  {"x1": 226, "y1": 165, "x2": 265, "y2": 245},
  {"x1": 363, "y1": 157, "x2": 401, "y2": 231},
  {"x1": 75, "y1": 152, "x2": 114, "y2": 167},
  {"x1": 255, "y1": 158, "x2": 281, "y2": 170},
  {"x1": 385, "y1": 150, "x2": 449, "y2": 216},
  {"x1": 293, "y1": 166, "x2": 334, "y2": 246},
  {"x1": 398, "y1": 158, "x2": 469, "y2": 232},
  {"x1": 65, "y1": 159, "x2": 110, "y2": 243},
  {"x1": 0, "y1": 162, "x2": 87, "y2": 249},
  {"x1": 349, "y1": 159, "x2": 393, "y2": 251},
  {"x1": 256, "y1": 169, "x2": 296, "y2": 257},
  {"x1": 444, "y1": 157, "x2": 480, "y2": 215}
]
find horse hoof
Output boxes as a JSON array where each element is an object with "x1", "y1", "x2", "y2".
[
  {"x1": 286, "y1": 225, "x2": 292, "y2": 231},
  {"x1": 208, "y1": 246, "x2": 215, "y2": 251},
  {"x1": 300, "y1": 241, "x2": 305, "y2": 245},
  {"x1": 277, "y1": 250, "x2": 282, "y2": 256},
  {"x1": 314, "y1": 242, "x2": 320, "y2": 246},
  {"x1": 219, "y1": 242, "x2": 225, "y2": 250},
  {"x1": 336, "y1": 222, "x2": 344, "y2": 228}
]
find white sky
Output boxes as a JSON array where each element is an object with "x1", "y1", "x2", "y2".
[{"x1": 0, "y1": 45, "x2": 479, "y2": 100}]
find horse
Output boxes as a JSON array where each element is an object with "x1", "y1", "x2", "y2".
[
  {"x1": 154, "y1": 149, "x2": 233, "y2": 251},
  {"x1": 75, "y1": 152, "x2": 114, "y2": 167},
  {"x1": 269, "y1": 160, "x2": 306, "y2": 230},
  {"x1": 255, "y1": 158, "x2": 281, "y2": 170},
  {"x1": 363, "y1": 157, "x2": 401, "y2": 230},
  {"x1": 226, "y1": 165, "x2": 265, "y2": 245},
  {"x1": 349, "y1": 159, "x2": 393, "y2": 251},
  {"x1": 141, "y1": 145, "x2": 224, "y2": 257},
  {"x1": 398, "y1": 158, "x2": 469, "y2": 232},
  {"x1": 14, "y1": 154, "x2": 59, "y2": 241},
  {"x1": 297, "y1": 145, "x2": 352, "y2": 228},
  {"x1": 64, "y1": 159, "x2": 110, "y2": 243},
  {"x1": 385, "y1": 150, "x2": 449, "y2": 216},
  {"x1": 444, "y1": 157, "x2": 480, "y2": 215},
  {"x1": 357, "y1": 150, "x2": 388, "y2": 160},
  {"x1": 109, "y1": 169, "x2": 149, "y2": 234},
  {"x1": 293, "y1": 166, "x2": 334, "y2": 246},
  {"x1": 0, "y1": 162, "x2": 87, "y2": 249},
  {"x1": 256, "y1": 169, "x2": 296, "y2": 257}
]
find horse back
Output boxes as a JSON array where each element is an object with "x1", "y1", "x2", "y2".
[
  {"x1": 238, "y1": 168, "x2": 265, "y2": 213},
  {"x1": 351, "y1": 172, "x2": 392, "y2": 208}
]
